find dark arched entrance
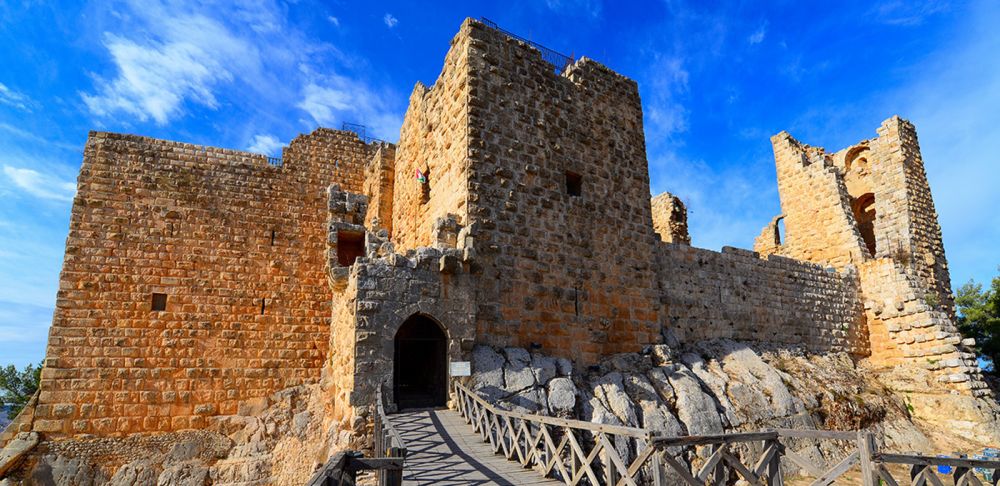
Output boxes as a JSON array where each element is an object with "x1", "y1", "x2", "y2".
[{"x1": 393, "y1": 314, "x2": 448, "y2": 409}]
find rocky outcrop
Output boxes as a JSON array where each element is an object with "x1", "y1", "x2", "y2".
[
  {"x1": 468, "y1": 338, "x2": 998, "y2": 463},
  {"x1": 0, "y1": 384, "x2": 343, "y2": 485}
]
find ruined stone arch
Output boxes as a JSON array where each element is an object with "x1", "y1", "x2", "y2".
[{"x1": 844, "y1": 144, "x2": 871, "y2": 173}]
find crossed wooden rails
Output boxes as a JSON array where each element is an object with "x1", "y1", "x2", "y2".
[
  {"x1": 453, "y1": 381, "x2": 1000, "y2": 486},
  {"x1": 307, "y1": 384, "x2": 407, "y2": 486}
]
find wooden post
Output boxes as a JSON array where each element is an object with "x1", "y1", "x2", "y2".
[
  {"x1": 386, "y1": 447, "x2": 403, "y2": 486},
  {"x1": 712, "y1": 444, "x2": 726, "y2": 486},
  {"x1": 767, "y1": 439, "x2": 784, "y2": 486},
  {"x1": 910, "y1": 464, "x2": 927, "y2": 486},
  {"x1": 651, "y1": 449, "x2": 665, "y2": 486},
  {"x1": 858, "y1": 431, "x2": 876, "y2": 486}
]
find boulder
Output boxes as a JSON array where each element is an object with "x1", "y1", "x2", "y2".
[
  {"x1": 547, "y1": 377, "x2": 577, "y2": 415},
  {"x1": 0, "y1": 431, "x2": 38, "y2": 478}
]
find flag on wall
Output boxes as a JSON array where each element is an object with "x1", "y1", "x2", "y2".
[{"x1": 416, "y1": 168, "x2": 427, "y2": 184}]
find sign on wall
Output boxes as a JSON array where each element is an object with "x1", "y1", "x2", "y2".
[{"x1": 450, "y1": 361, "x2": 471, "y2": 377}]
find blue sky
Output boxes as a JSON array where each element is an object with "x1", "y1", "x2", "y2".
[{"x1": 1, "y1": 0, "x2": 998, "y2": 368}]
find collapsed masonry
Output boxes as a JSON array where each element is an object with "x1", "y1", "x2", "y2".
[{"x1": 2, "y1": 17, "x2": 997, "y2": 484}]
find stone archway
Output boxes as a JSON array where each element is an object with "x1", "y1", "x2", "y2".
[{"x1": 393, "y1": 314, "x2": 448, "y2": 409}]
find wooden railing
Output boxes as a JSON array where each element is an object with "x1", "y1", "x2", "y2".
[
  {"x1": 306, "y1": 383, "x2": 406, "y2": 486},
  {"x1": 453, "y1": 380, "x2": 1000, "y2": 485},
  {"x1": 372, "y1": 382, "x2": 408, "y2": 486}
]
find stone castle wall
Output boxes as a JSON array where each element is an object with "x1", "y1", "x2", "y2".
[
  {"x1": 11, "y1": 19, "x2": 987, "y2": 458},
  {"x1": 391, "y1": 29, "x2": 473, "y2": 252},
  {"x1": 651, "y1": 192, "x2": 691, "y2": 244},
  {"x1": 658, "y1": 244, "x2": 866, "y2": 354},
  {"x1": 362, "y1": 144, "x2": 396, "y2": 234},
  {"x1": 32, "y1": 129, "x2": 376, "y2": 437},
  {"x1": 769, "y1": 132, "x2": 869, "y2": 268},
  {"x1": 461, "y1": 21, "x2": 663, "y2": 363},
  {"x1": 858, "y1": 258, "x2": 985, "y2": 394}
]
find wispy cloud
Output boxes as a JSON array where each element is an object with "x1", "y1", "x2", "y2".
[
  {"x1": 247, "y1": 134, "x2": 283, "y2": 155},
  {"x1": 870, "y1": 0, "x2": 950, "y2": 26},
  {"x1": 644, "y1": 55, "x2": 689, "y2": 142},
  {"x1": 79, "y1": 0, "x2": 403, "y2": 140},
  {"x1": 545, "y1": 0, "x2": 602, "y2": 18},
  {"x1": 296, "y1": 75, "x2": 401, "y2": 140},
  {"x1": 81, "y1": 3, "x2": 263, "y2": 125},
  {"x1": 383, "y1": 13, "x2": 398, "y2": 28},
  {"x1": 2, "y1": 166, "x2": 76, "y2": 202},
  {"x1": 0, "y1": 83, "x2": 32, "y2": 111},
  {"x1": 748, "y1": 21, "x2": 767, "y2": 45}
]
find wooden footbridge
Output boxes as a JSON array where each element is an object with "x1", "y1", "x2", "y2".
[{"x1": 308, "y1": 381, "x2": 1000, "y2": 486}]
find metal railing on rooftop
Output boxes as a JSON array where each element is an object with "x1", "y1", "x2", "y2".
[
  {"x1": 342, "y1": 122, "x2": 388, "y2": 145},
  {"x1": 479, "y1": 17, "x2": 575, "y2": 74}
]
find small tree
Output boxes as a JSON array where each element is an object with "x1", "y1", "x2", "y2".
[
  {"x1": 955, "y1": 267, "x2": 1000, "y2": 373},
  {"x1": 0, "y1": 362, "x2": 42, "y2": 418}
]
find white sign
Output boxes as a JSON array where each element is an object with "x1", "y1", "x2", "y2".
[{"x1": 450, "y1": 361, "x2": 471, "y2": 377}]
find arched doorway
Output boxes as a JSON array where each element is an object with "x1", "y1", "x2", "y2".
[{"x1": 393, "y1": 314, "x2": 448, "y2": 409}]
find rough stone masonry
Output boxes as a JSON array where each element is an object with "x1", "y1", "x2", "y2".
[{"x1": 1, "y1": 17, "x2": 997, "y2": 485}]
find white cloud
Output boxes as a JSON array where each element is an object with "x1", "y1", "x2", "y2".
[
  {"x1": 748, "y1": 22, "x2": 767, "y2": 45},
  {"x1": 79, "y1": 0, "x2": 402, "y2": 140},
  {"x1": 0, "y1": 83, "x2": 31, "y2": 111},
  {"x1": 80, "y1": 2, "x2": 267, "y2": 126},
  {"x1": 2, "y1": 166, "x2": 76, "y2": 202},
  {"x1": 297, "y1": 77, "x2": 401, "y2": 141},
  {"x1": 644, "y1": 55, "x2": 689, "y2": 141},
  {"x1": 383, "y1": 13, "x2": 398, "y2": 28},
  {"x1": 247, "y1": 134, "x2": 283, "y2": 155}
]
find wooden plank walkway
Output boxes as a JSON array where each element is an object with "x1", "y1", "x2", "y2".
[{"x1": 390, "y1": 408, "x2": 563, "y2": 486}]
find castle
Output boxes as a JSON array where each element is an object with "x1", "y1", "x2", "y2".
[{"x1": 1, "y1": 17, "x2": 988, "y2": 470}]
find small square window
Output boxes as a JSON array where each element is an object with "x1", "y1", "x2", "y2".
[
  {"x1": 337, "y1": 231, "x2": 365, "y2": 266},
  {"x1": 565, "y1": 171, "x2": 582, "y2": 197},
  {"x1": 151, "y1": 293, "x2": 167, "y2": 312}
]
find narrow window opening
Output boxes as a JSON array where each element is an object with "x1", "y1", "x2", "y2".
[
  {"x1": 151, "y1": 293, "x2": 167, "y2": 312},
  {"x1": 774, "y1": 217, "x2": 786, "y2": 245},
  {"x1": 417, "y1": 167, "x2": 431, "y2": 204},
  {"x1": 852, "y1": 193, "x2": 877, "y2": 257},
  {"x1": 565, "y1": 171, "x2": 582, "y2": 197},
  {"x1": 337, "y1": 230, "x2": 365, "y2": 266},
  {"x1": 270, "y1": 230, "x2": 276, "y2": 246},
  {"x1": 260, "y1": 298, "x2": 266, "y2": 315}
]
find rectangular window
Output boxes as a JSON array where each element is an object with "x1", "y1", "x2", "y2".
[
  {"x1": 565, "y1": 171, "x2": 582, "y2": 197},
  {"x1": 151, "y1": 293, "x2": 167, "y2": 312},
  {"x1": 337, "y1": 231, "x2": 365, "y2": 266}
]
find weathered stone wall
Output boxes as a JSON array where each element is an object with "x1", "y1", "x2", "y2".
[
  {"x1": 658, "y1": 244, "x2": 866, "y2": 354},
  {"x1": 767, "y1": 132, "x2": 869, "y2": 268},
  {"x1": 462, "y1": 20, "x2": 663, "y2": 363},
  {"x1": 391, "y1": 28, "x2": 472, "y2": 252},
  {"x1": 362, "y1": 144, "x2": 396, "y2": 234},
  {"x1": 650, "y1": 192, "x2": 690, "y2": 245},
  {"x1": 33, "y1": 129, "x2": 377, "y2": 437},
  {"x1": 323, "y1": 184, "x2": 478, "y2": 433},
  {"x1": 858, "y1": 259, "x2": 985, "y2": 394},
  {"x1": 872, "y1": 118, "x2": 953, "y2": 315}
]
